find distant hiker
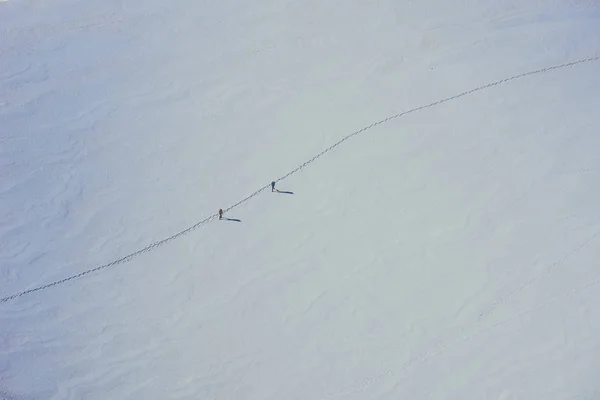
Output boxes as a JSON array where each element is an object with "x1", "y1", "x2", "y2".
[
  {"x1": 271, "y1": 181, "x2": 276, "y2": 192},
  {"x1": 218, "y1": 209, "x2": 223, "y2": 220}
]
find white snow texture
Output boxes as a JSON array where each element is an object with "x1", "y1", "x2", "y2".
[{"x1": 1, "y1": 0, "x2": 600, "y2": 399}]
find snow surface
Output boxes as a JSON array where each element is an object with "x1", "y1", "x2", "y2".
[{"x1": 2, "y1": 0, "x2": 600, "y2": 399}]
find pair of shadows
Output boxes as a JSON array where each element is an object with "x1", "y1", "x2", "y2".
[{"x1": 223, "y1": 188, "x2": 295, "y2": 223}]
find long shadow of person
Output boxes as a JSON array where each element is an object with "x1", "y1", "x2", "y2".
[
  {"x1": 223, "y1": 218, "x2": 242, "y2": 222},
  {"x1": 271, "y1": 181, "x2": 294, "y2": 195},
  {"x1": 275, "y1": 189, "x2": 294, "y2": 195}
]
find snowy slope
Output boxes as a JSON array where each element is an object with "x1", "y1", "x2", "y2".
[{"x1": 2, "y1": 0, "x2": 600, "y2": 398}]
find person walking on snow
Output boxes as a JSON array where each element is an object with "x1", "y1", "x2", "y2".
[
  {"x1": 271, "y1": 181, "x2": 276, "y2": 192},
  {"x1": 218, "y1": 209, "x2": 223, "y2": 220}
]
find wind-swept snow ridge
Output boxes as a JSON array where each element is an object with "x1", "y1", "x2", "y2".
[{"x1": 1, "y1": 55, "x2": 598, "y2": 304}]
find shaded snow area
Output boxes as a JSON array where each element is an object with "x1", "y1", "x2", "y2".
[{"x1": 1, "y1": 0, "x2": 600, "y2": 399}]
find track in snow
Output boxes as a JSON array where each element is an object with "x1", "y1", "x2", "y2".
[{"x1": 2, "y1": 55, "x2": 598, "y2": 304}]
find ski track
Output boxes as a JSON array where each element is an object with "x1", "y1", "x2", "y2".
[
  {"x1": 0, "y1": 12, "x2": 162, "y2": 58},
  {"x1": 477, "y1": 230, "x2": 600, "y2": 321},
  {"x1": 320, "y1": 266, "x2": 600, "y2": 399},
  {"x1": 1, "y1": 54, "x2": 599, "y2": 304}
]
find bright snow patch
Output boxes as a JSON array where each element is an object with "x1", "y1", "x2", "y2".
[{"x1": 1, "y1": 0, "x2": 600, "y2": 399}]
